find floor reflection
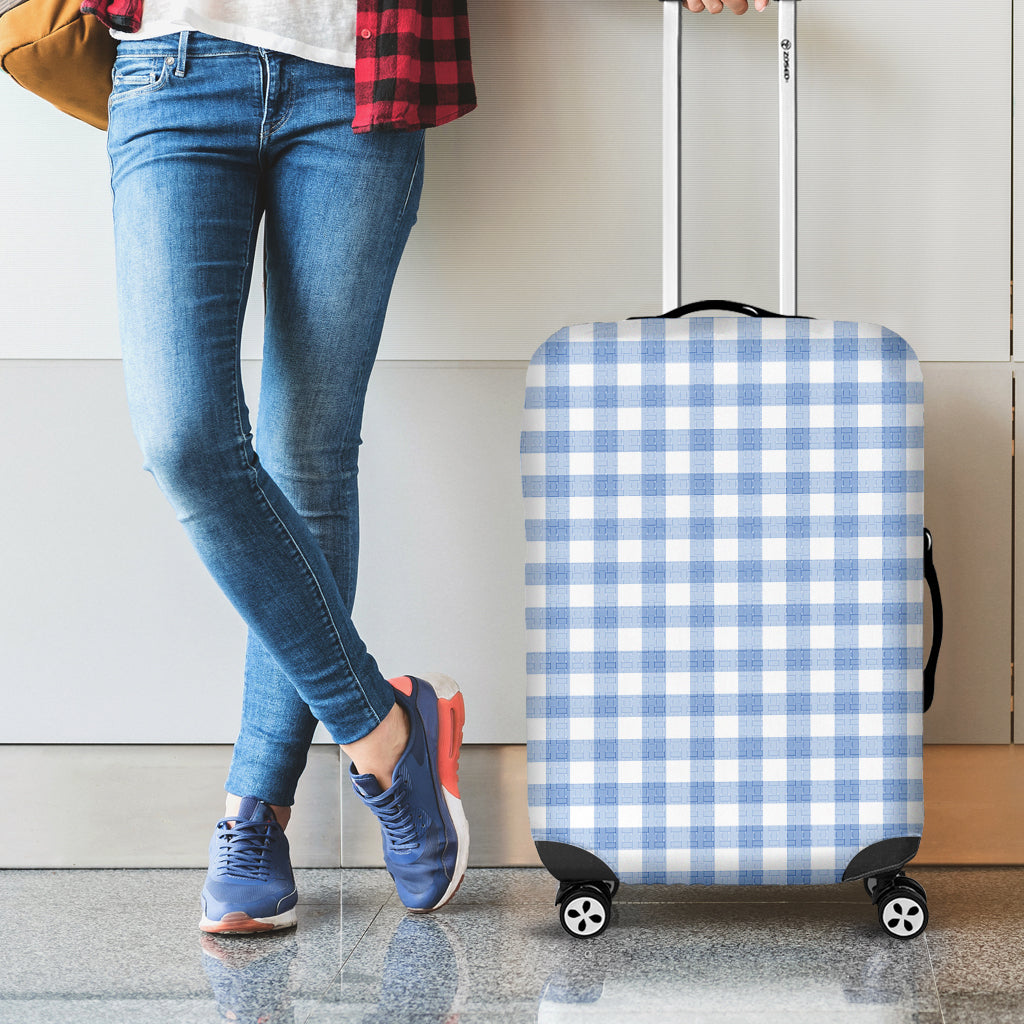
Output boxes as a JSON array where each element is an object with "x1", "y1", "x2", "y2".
[
  {"x1": 200, "y1": 931, "x2": 299, "y2": 1023},
  {"x1": 534, "y1": 902, "x2": 935, "y2": 1023},
  {"x1": 339, "y1": 913, "x2": 469, "y2": 1023},
  {"x1": 0, "y1": 868, "x2": 1016, "y2": 1023}
]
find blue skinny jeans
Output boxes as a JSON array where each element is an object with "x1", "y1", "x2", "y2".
[{"x1": 107, "y1": 30, "x2": 424, "y2": 805}]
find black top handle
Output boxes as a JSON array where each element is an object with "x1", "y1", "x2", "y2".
[
  {"x1": 629, "y1": 300, "x2": 803, "y2": 320},
  {"x1": 662, "y1": 300, "x2": 792, "y2": 319}
]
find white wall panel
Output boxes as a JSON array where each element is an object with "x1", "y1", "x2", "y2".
[
  {"x1": 675, "y1": 1, "x2": 1009, "y2": 362},
  {"x1": 0, "y1": 0, "x2": 663, "y2": 362},
  {"x1": 355, "y1": 363, "x2": 529, "y2": 740},
  {"x1": 5, "y1": 356, "x2": 1007, "y2": 747},
  {"x1": 0, "y1": 89, "x2": 120, "y2": 358},
  {"x1": 0, "y1": 1, "x2": 1015, "y2": 754},
  {"x1": 0, "y1": 361, "x2": 249, "y2": 742},
  {"x1": 378, "y1": 0, "x2": 663, "y2": 359},
  {"x1": 0, "y1": 360, "x2": 529, "y2": 743},
  {"x1": 0, "y1": 0, "x2": 663, "y2": 744}
]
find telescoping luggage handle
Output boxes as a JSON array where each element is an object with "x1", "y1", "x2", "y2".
[{"x1": 660, "y1": 0, "x2": 800, "y2": 317}]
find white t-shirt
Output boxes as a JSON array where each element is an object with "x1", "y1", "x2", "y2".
[{"x1": 109, "y1": 1, "x2": 357, "y2": 69}]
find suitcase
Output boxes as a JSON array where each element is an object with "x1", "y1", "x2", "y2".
[{"x1": 520, "y1": 1, "x2": 943, "y2": 940}]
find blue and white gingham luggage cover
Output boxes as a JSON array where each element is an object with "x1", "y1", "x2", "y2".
[{"x1": 521, "y1": 314, "x2": 925, "y2": 886}]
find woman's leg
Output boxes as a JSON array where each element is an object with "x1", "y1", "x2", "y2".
[
  {"x1": 108, "y1": 34, "x2": 399, "y2": 779},
  {"x1": 226, "y1": 67, "x2": 425, "y2": 807},
  {"x1": 108, "y1": 32, "x2": 465, "y2": 927}
]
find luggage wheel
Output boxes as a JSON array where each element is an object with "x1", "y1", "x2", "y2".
[
  {"x1": 555, "y1": 880, "x2": 614, "y2": 939},
  {"x1": 865, "y1": 872, "x2": 929, "y2": 939}
]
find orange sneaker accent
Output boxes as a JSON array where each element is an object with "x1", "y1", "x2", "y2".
[
  {"x1": 390, "y1": 675, "x2": 414, "y2": 697},
  {"x1": 436, "y1": 690, "x2": 465, "y2": 799},
  {"x1": 201, "y1": 912, "x2": 275, "y2": 934}
]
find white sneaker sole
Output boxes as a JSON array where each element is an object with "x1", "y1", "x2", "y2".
[{"x1": 199, "y1": 906, "x2": 297, "y2": 934}]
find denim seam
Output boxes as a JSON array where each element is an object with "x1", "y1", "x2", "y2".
[
  {"x1": 257, "y1": 50, "x2": 272, "y2": 149},
  {"x1": 229, "y1": 169, "x2": 386, "y2": 737},
  {"x1": 337, "y1": 134, "x2": 425, "y2": 449},
  {"x1": 398, "y1": 134, "x2": 425, "y2": 224},
  {"x1": 301, "y1": 136, "x2": 424, "y2": 728},
  {"x1": 108, "y1": 58, "x2": 172, "y2": 105},
  {"x1": 243, "y1": 454, "x2": 387, "y2": 734},
  {"x1": 226, "y1": 711, "x2": 316, "y2": 807},
  {"x1": 173, "y1": 29, "x2": 188, "y2": 77},
  {"x1": 261, "y1": 50, "x2": 295, "y2": 139}
]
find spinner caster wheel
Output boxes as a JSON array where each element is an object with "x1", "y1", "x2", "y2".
[
  {"x1": 558, "y1": 884, "x2": 611, "y2": 939},
  {"x1": 866, "y1": 873, "x2": 927, "y2": 902},
  {"x1": 877, "y1": 886, "x2": 929, "y2": 939},
  {"x1": 897, "y1": 876, "x2": 928, "y2": 902}
]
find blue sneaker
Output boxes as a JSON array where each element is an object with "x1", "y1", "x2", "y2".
[
  {"x1": 199, "y1": 796, "x2": 298, "y2": 934},
  {"x1": 350, "y1": 673, "x2": 469, "y2": 912}
]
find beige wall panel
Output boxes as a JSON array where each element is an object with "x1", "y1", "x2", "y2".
[
  {"x1": 2, "y1": 744, "x2": 1018, "y2": 868},
  {"x1": 918, "y1": 746, "x2": 1024, "y2": 864},
  {"x1": 922, "y1": 363, "x2": 1012, "y2": 742},
  {"x1": 677, "y1": 3, "x2": 1009, "y2": 362},
  {"x1": 0, "y1": 743, "x2": 541, "y2": 869},
  {"x1": 1013, "y1": 0, "x2": 1024, "y2": 744},
  {"x1": 1016, "y1": 371, "x2": 1024, "y2": 744}
]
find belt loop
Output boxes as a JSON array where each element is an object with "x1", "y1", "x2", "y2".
[{"x1": 174, "y1": 30, "x2": 189, "y2": 77}]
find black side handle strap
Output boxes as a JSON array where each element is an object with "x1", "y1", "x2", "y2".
[{"x1": 923, "y1": 527, "x2": 942, "y2": 713}]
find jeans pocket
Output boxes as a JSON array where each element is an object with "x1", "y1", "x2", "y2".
[{"x1": 109, "y1": 55, "x2": 173, "y2": 105}]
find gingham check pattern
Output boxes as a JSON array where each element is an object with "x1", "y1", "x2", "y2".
[{"x1": 521, "y1": 316, "x2": 925, "y2": 886}]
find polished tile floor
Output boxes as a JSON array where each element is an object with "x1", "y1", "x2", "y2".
[{"x1": 0, "y1": 867, "x2": 1021, "y2": 1023}]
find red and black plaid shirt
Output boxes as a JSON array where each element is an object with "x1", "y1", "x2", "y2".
[{"x1": 79, "y1": 0, "x2": 476, "y2": 133}]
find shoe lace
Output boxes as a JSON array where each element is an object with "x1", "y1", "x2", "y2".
[
  {"x1": 374, "y1": 782, "x2": 421, "y2": 854},
  {"x1": 215, "y1": 818, "x2": 275, "y2": 880}
]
